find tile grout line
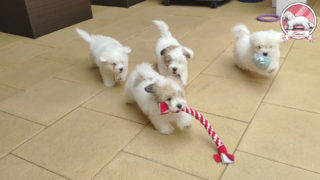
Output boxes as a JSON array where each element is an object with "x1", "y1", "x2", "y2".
[
  {"x1": 263, "y1": 101, "x2": 320, "y2": 115},
  {"x1": 90, "y1": 124, "x2": 149, "y2": 180},
  {"x1": 81, "y1": 106, "x2": 147, "y2": 125},
  {"x1": 0, "y1": 83, "x2": 25, "y2": 91},
  {"x1": 218, "y1": 39, "x2": 296, "y2": 180},
  {"x1": 122, "y1": 150, "x2": 208, "y2": 180},
  {"x1": 0, "y1": 109, "x2": 47, "y2": 127},
  {"x1": 237, "y1": 150, "x2": 320, "y2": 175},
  {"x1": 186, "y1": 42, "x2": 232, "y2": 88},
  {"x1": 6, "y1": 87, "x2": 106, "y2": 177},
  {"x1": 10, "y1": 153, "x2": 72, "y2": 180}
]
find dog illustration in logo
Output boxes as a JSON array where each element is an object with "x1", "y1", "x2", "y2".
[{"x1": 283, "y1": 11, "x2": 315, "y2": 30}]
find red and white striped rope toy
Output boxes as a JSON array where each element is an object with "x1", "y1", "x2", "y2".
[{"x1": 159, "y1": 102, "x2": 235, "y2": 164}]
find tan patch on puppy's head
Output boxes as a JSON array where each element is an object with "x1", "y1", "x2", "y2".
[
  {"x1": 160, "y1": 45, "x2": 179, "y2": 67},
  {"x1": 144, "y1": 77, "x2": 186, "y2": 111}
]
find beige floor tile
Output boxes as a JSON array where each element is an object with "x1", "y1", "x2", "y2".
[
  {"x1": 180, "y1": 18, "x2": 242, "y2": 62},
  {"x1": 0, "y1": 57, "x2": 69, "y2": 89},
  {"x1": 93, "y1": 152, "x2": 201, "y2": 180},
  {"x1": 14, "y1": 108, "x2": 144, "y2": 180},
  {"x1": 140, "y1": 2, "x2": 216, "y2": 17},
  {"x1": 0, "y1": 85, "x2": 22, "y2": 101},
  {"x1": 54, "y1": 60, "x2": 105, "y2": 88},
  {"x1": 125, "y1": 113, "x2": 247, "y2": 179},
  {"x1": 132, "y1": 15, "x2": 207, "y2": 42},
  {"x1": 0, "y1": 112, "x2": 43, "y2": 158},
  {"x1": 125, "y1": 38, "x2": 157, "y2": 63},
  {"x1": 0, "y1": 41, "x2": 51, "y2": 68},
  {"x1": 0, "y1": 78, "x2": 101, "y2": 125},
  {"x1": 0, "y1": 32, "x2": 25, "y2": 49},
  {"x1": 93, "y1": 14, "x2": 153, "y2": 43},
  {"x1": 0, "y1": 155, "x2": 67, "y2": 180},
  {"x1": 92, "y1": 1, "x2": 153, "y2": 20},
  {"x1": 83, "y1": 86, "x2": 148, "y2": 124},
  {"x1": 239, "y1": 103, "x2": 320, "y2": 173},
  {"x1": 34, "y1": 18, "x2": 110, "y2": 48},
  {"x1": 292, "y1": 37, "x2": 320, "y2": 52},
  {"x1": 222, "y1": 151, "x2": 320, "y2": 180},
  {"x1": 37, "y1": 39, "x2": 90, "y2": 65},
  {"x1": 187, "y1": 60, "x2": 210, "y2": 85},
  {"x1": 202, "y1": 44, "x2": 284, "y2": 84},
  {"x1": 265, "y1": 49, "x2": 320, "y2": 113},
  {"x1": 186, "y1": 74, "x2": 269, "y2": 122}
]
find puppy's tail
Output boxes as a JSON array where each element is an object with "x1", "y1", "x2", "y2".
[
  {"x1": 76, "y1": 28, "x2": 92, "y2": 43},
  {"x1": 153, "y1": 20, "x2": 172, "y2": 38},
  {"x1": 232, "y1": 24, "x2": 250, "y2": 39}
]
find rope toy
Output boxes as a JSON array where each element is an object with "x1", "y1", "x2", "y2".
[
  {"x1": 253, "y1": 53, "x2": 272, "y2": 69},
  {"x1": 159, "y1": 102, "x2": 235, "y2": 164},
  {"x1": 257, "y1": 14, "x2": 280, "y2": 22}
]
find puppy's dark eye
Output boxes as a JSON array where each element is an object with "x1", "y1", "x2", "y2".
[
  {"x1": 167, "y1": 97, "x2": 171, "y2": 101},
  {"x1": 112, "y1": 63, "x2": 116, "y2": 66},
  {"x1": 257, "y1": 46, "x2": 262, "y2": 49},
  {"x1": 269, "y1": 45, "x2": 273, "y2": 48}
]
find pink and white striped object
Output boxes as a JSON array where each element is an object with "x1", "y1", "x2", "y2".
[{"x1": 159, "y1": 102, "x2": 235, "y2": 164}]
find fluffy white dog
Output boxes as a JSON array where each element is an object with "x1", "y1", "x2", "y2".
[
  {"x1": 76, "y1": 28, "x2": 131, "y2": 87},
  {"x1": 283, "y1": 11, "x2": 314, "y2": 30},
  {"x1": 153, "y1": 20, "x2": 194, "y2": 86},
  {"x1": 232, "y1": 24, "x2": 283, "y2": 76},
  {"x1": 125, "y1": 63, "x2": 192, "y2": 134}
]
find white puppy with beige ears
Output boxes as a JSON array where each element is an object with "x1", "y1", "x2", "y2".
[
  {"x1": 153, "y1": 20, "x2": 194, "y2": 86},
  {"x1": 125, "y1": 63, "x2": 192, "y2": 134},
  {"x1": 232, "y1": 24, "x2": 283, "y2": 76},
  {"x1": 76, "y1": 28, "x2": 131, "y2": 87}
]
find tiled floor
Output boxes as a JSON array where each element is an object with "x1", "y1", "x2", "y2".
[{"x1": 0, "y1": 0, "x2": 319, "y2": 179}]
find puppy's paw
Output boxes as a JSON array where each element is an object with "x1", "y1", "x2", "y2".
[
  {"x1": 267, "y1": 68, "x2": 277, "y2": 74},
  {"x1": 104, "y1": 81, "x2": 115, "y2": 88},
  {"x1": 115, "y1": 73, "x2": 126, "y2": 84},
  {"x1": 177, "y1": 119, "x2": 193, "y2": 130},
  {"x1": 158, "y1": 125, "x2": 174, "y2": 135}
]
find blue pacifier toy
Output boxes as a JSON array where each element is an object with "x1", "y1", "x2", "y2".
[{"x1": 252, "y1": 53, "x2": 272, "y2": 70}]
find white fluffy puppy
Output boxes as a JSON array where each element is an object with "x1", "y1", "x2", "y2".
[
  {"x1": 125, "y1": 63, "x2": 192, "y2": 134},
  {"x1": 76, "y1": 28, "x2": 131, "y2": 87},
  {"x1": 283, "y1": 11, "x2": 314, "y2": 30},
  {"x1": 153, "y1": 20, "x2": 194, "y2": 86},
  {"x1": 232, "y1": 24, "x2": 283, "y2": 76}
]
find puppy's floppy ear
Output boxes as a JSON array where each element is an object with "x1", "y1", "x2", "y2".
[
  {"x1": 160, "y1": 48, "x2": 167, "y2": 56},
  {"x1": 183, "y1": 47, "x2": 194, "y2": 59},
  {"x1": 99, "y1": 56, "x2": 107, "y2": 62},
  {"x1": 144, "y1": 83, "x2": 155, "y2": 93},
  {"x1": 271, "y1": 30, "x2": 284, "y2": 43},
  {"x1": 122, "y1": 46, "x2": 132, "y2": 54}
]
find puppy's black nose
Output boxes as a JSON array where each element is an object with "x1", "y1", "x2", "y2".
[
  {"x1": 172, "y1": 67, "x2": 177, "y2": 72},
  {"x1": 263, "y1": 52, "x2": 268, "y2": 56},
  {"x1": 177, "y1": 104, "x2": 182, "y2": 109},
  {"x1": 119, "y1": 68, "x2": 123, "y2": 72}
]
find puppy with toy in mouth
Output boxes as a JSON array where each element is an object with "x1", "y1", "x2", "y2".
[
  {"x1": 125, "y1": 63, "x2": 192, "y2": 135},
  {"x1": 76, "y1": 28, "x2": 131, "y2": 87},
  {"x1": 232, "y1": 24, "x2": 283, "y2": 76},
  {"x1": 153, "y1": 20, "x2": 194, "y2": 86}
]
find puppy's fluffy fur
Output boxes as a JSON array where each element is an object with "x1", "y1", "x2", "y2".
[
  {"x1": 153, "y1": 20, "x2": 194, "y2": 85},
  {"x1": 76, "y1": 28, "x2": 131, "y2": 87},
  {"x1": 283, "y1": 11, "x2": 314, "y2": 30},
  {"x1": 232, "y1": 24, "x2": 283, "y2": 76},
  {"x1": 125, "y1": 63, "x2": 192, "y2": 134}
]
